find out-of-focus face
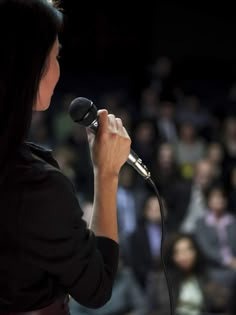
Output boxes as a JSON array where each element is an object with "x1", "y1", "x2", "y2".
[
  {"x1": 207, "y1": 143, "x2": 223, "y2": 164},
  {"x1": 208, "y1": 190, "x2": 227, "y2": 216},
  {"x1": 225, "y1": 118, "x2": 236, "y2": 138},
  {"x1": 158, "y1": 144, "x2": 174, "y2": 168},
  {"x1": 160, "y1": 101, "x2": 174, "y2": 119},
  {"x1": 35, "y1": 38, "x2": 60, "y2": 111},
  {"x1": 194, "y1": 160, "x2": 214, "y2": 190},
  {"x1": 119, "y1": 166, "x2": 134, "y2": 188},
  {"x1": 180, "y1": 123, "x2": 195, "y2": 142},
  {"x1": 144, "y1": 196, "x2": 161, "y2": 223},
  {"x1": 173, "y1": 238, "x2": 197, "y2": 272},
  {"x1": 141, "y1": 88, "x2": 159, "y2": 105},
  {"x1": 135, "y1": 122, "x2": 155, "y2": 143}
]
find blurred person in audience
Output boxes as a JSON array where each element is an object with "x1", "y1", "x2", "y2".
[
  {"x1": 128, "y1": 194, "x2": 165, "y2": 289},
  {"x1": 140, "y1": 87, "x2": 159, "y2": 119},
  {"x1": 156, "y1": 100, "x2": 178, "y2": 144},
  {"x1": 53, "y1": 145, "x2": 77, "y2": 185},
  {"x1": 113, "y1": 107, "x2": 132, "y2": 135},
  {"x1": 52, "y1": 92, "x2": 76, "y2": 144},
  {"x1": 206, "y1": 141, "x2": 224, "y2": 180},
  {"x1": 174, "y1": 121, "x2": 206, "y2": 174},
  {"x1": 202, "y1": 108, "x2": 224, "y2": 142},
  {"x1": 223, "y1": 116, "x2": 236, "y2": 157},
  {"x1": 117, "y1": 165, "x2": 148, "y2": 246},
  {"x1": 176, "y1": 94, "x2": 210, "y2": 132},
  {"x1": 151, "y1": 143, "x2": 180, "y2": 193},
  {"x1": 132, "y1": 119, "x2": 158, "y2": 166},
  {"x1": 98, "y1": 91, "x2": 126, "y2": 115},
  {"x1": 151, "y1": 143, "x2": 186, "y2": 231},
  {"x1": 65, "y1": 124, "x2": 94, "y2": 200},
  {"x1": 69, "y1": 254, "x2": 149, "y2": 315},
  {"x1": 195, "y1": 185, "x2": 236, "y2": 288},
  {"x1": 149, "y1": 56, "x2": 174, "y2": 99},
  {"x1": 148, "y1": 233, "x2": 229, "y2": 315},
  {"x1": 181, "y1": 159, "x2": 217, "y2": 233}
]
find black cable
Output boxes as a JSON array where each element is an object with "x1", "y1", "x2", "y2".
[{"x1": 147, "y1": 177, "x2": 174, "y2": 315}]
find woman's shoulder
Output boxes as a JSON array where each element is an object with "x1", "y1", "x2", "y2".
[
  {"x1": 7, "y1": 142, "x2": 63, "y2": 185},
  {"x1": 24, "y1": 141, "x2": 60, "y2": 170}
]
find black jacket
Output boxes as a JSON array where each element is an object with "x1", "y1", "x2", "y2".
[{"x1": 0, "y1": 142, "x2": 119, "y2": 312}]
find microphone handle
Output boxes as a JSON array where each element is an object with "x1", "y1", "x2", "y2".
[{"x1": 127, "y1": 149, "x2": 151, "y2": 179}]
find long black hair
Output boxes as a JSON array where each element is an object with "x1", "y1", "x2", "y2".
[
  {"x1": 0, "y1": 0, "x2": 63, "y2": 179},
  {"x1": 165, "y1": 233, "x2": 206, "y2": 276},
  {"x1": 164, "y1": 233, "x2": 207, "y2": 306}
]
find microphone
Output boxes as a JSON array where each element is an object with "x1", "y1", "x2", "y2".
[{"x1": 69, "y1": 97, "x2": 151, "y2": 179}]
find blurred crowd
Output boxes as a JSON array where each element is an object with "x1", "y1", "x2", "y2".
[{"x1": 29, "y1": 56, "x2": 236, "y2": 315}]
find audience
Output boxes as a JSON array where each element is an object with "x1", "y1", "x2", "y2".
[{"x1": 28, "y1": 56, "x2": 236, "y2": 314}]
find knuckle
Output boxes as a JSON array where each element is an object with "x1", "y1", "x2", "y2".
[
  {"x1": 110, "y1": 131, "x2": 119, "y2": 137},
  {"x1": 127, "y1": 137, "x2": 132, "y2": 144}
]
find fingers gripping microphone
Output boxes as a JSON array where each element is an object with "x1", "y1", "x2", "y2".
[{"x1": 69, "y1": 97, "x2": 151, "y2": 180}]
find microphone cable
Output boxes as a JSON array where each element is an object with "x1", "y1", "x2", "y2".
[{"x1": 147, "y1": 177, "x2": 174, "y2": 315}]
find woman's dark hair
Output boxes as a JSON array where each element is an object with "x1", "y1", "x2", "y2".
[
  {"x1": 0, "y1": 0, "x2": 63, "y2": 179},
  {"x1": 164, "y1": 233, "x2": 207, "y2": 306},
  {"x1": 204, "y1": 183, "x2": 227, "y2": 202},
  {"x1": 165, "y1": 232, "x2": 206, "y2": 276}
]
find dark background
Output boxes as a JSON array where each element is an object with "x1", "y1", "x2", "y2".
[
  {"x1": 55, "y1": 1, "x2": 236, "y2": 107},
  {"x1": 59, "y1": 2, "x2": 236, "y2": 73}
]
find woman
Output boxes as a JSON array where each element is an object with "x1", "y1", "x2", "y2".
[
  {"x1": 146, "y1": 233, "x2": 229, "y2": 315},
  {"x1": 128, "y1": 194, "x2": 164, "y2": 289},
  {"x1": 195, "y1": 185, "x2": 236, "y2": 287},
  {"x1": 0, "y1": 0, "x2": 131, "y2": 314}
]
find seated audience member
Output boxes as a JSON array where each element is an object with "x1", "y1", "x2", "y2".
[
  {"x1": 195, "y1": 185, "x2": 236, "y2": 287},
  {"x1": 128, "y1": 194, "x2": 165, "y2": 289},
  {"x1": 180, "y1": 159, "x2": 217, "y2": 233},
  {"x1": 117, "y1": 165, "x2": 147, "y2": 241},
  {"x1": 146, "y1": 233, "x2": 230, "y2": 315},
  {"x1": 151, "y1": 143, "x2": 187, "y2": 231},
  {"x1": 156, "y1": 100, "x2": 178, "y2": 144},
  {"x1": 174, "y1": 121, "x2": 206, "y2": 170},
  {"x1": 132, "y1": 119, "x2": 158, "y2": 166},
  {"x1": 206, "y1": 141, "x2": 224, "y2": 180}
]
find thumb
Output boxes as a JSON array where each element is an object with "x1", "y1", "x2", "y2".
[{"x1": 97, "y1": 109, "x2": 108, "y2": 135}]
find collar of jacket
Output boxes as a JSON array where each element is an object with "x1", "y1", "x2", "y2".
[{"x1": 22, "y1": 141, "x2": 59, "y2": 169}]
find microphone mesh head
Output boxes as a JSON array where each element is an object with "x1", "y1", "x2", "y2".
[{"x1": 69, "y1": 97, "x2": 97, "y2": 127}]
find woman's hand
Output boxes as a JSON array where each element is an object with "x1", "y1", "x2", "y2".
[{"x1": 87, "y1": 109, "x2": 131, "y2": 178}]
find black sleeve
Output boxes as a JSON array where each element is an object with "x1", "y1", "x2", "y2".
[{"x1": 20, "y1": 170, "x2": 119, "y2": 308}]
